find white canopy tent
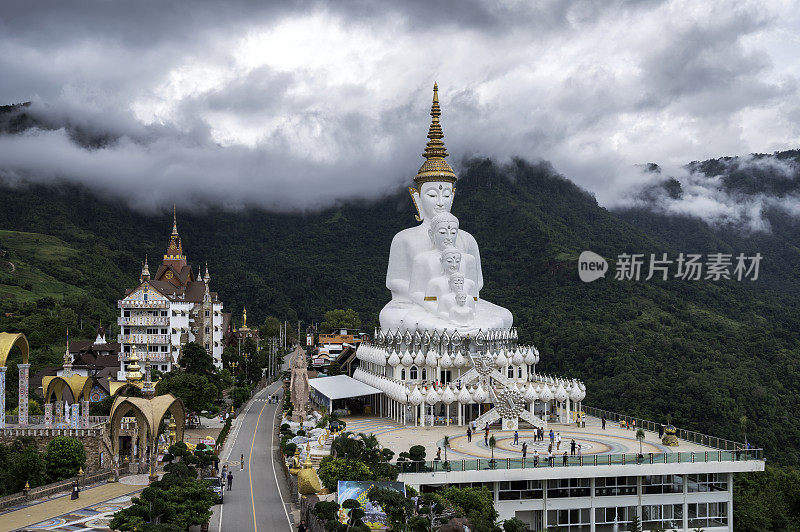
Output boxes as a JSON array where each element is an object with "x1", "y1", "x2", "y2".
[{"x1": 308, "y1": 375, "x2": 383, "y2": 412}]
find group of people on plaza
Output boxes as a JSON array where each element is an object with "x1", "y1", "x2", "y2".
[{"x1": 460, "y1": 423, "x2": 586, "y2": 465}]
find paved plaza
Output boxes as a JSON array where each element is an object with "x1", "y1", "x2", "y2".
[
  {"x1": 0, "y1": 478, "x2": 148, "y2": 532},
  {"x1": 343, "y1": 414, "x2": 711, "y2": 461}
]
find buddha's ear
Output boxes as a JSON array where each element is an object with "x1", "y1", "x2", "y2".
[{"x1": 409, "y1": 187, "x2": 422, "y2": 222}]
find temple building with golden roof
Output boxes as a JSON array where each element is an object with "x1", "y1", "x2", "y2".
[{"x1": 116, "y1": 208, "x2": 229, "y2": 378}]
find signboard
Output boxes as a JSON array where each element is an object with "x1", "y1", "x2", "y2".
[
  {"x1": 200, "y1": 436, "x2": 216, "y2": 446},
  {"x1": 307, "y1": 334, "x2": 314, "y2": 346},
  {"x1": 337, "y1": 481, "x2": 405, "y2": 529},
  {"x1": 319, "y1": 334, "x2": 355, "y2": 345}
]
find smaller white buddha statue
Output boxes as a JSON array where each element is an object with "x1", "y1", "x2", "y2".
[
  {"x1": 423, "y1": 246, "x2": 477, "y2": 312},
  {"x1": 408, "y1": 213, "x2": 478, "y2": 306},
  {"x1": 438, "y1": 272, "x2": 475, "y2": 325}
]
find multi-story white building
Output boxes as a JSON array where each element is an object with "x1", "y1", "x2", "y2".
[{"x1": 116, "y1": 211, "x2": 227, "y2": 379}]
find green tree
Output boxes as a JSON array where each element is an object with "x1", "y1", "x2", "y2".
[
  {"x1": 179, "y1": 342, "x2": 215, "y2": 375},
  {"x1": 111, "y1": 442, "x2": 216, "y2": 531},
  {"x1": 327, "y1": 362, "x2": 343, "y2": 376},
  {"x1": 44, "y1": 436, "x2": 86, "y2": 482},
  {"x1": 261, "y1": 316, "x2": 281, "y2": 338},
  {"x1": 503, "y1": 517, "x2": 526, "y2": 532},
  {"x1": 440, "y1": 486, "x2": 498, "y2": 532},
  {"x1": 320, "y1": 309, "x2": 361, "y2": 333},
  {"x1": 367, "y1": 487, "x2": 413, "y2": 531},
  {"x1": 317, "y1": 456, "x2": 374, "y2": 492},
  {"x1": 636, "y1": 428, "x2": 645, "y2": 455},
  {"x1": 156, "y1": 372, "x2": 218, "y2": 413},
  {"x1": 231, "y1": 386, "x2": 251, "y2": 409}
]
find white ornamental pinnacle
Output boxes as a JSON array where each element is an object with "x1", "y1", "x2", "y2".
[
  {"x1": 441, "y1": 385, "x2": 455, "y2": 404},
  {"x1": 512, "y1": 349, "x2": 524, "y2": 366},
  {"x1": 425, "y1": 349, "x2": 438, "y2": 368},
  {"x1": 555, "y1": 382, "x2": 568, "y2": 403},
  {"x1": 409, "y1": 386, "x2": 423, "y2": 405},
  {"x1": 440, "y1": 352, "x2": 453, "y2": 368},
  {"x1": 533, "y1": 347, "x2": 540, "y2": 364},
  {"x1": 523, "y1": 347, "x2": 536, "y2": 365},
  {"x1": 495, "y1": 350, "x2": 508, "y2": 367},
  {"x1": 458, "y1": 386, "x2": 472, "y2": 404},
  {"x1": 472, "y1": 383, "x2": 488, "y2": 403},
  {"x1": 401, "y1": 351, "x2": 414, "y2": 367},
  {"x1": 570, "y1": 381, "x2": 582, "y2": 402},
  {"x1": 524, "y1": 383, "x2": 538, "y2": 403},
  {"x1": 388, "y1": 352, "x2": 401, "y2": 367},
  {"x1": 402, "y1": 386, "x2": 411, "y2": 404},
  {"x1": 413, "y1": 349, "x2": 425, "y2": 366},
  {"x1": 538, "y1": 383, "x2": 553, "y2": 402},
  {"x1": 425, "y1": 387, "x2": 440, "y2": 405},
  {"x1": 453, "y1": 351, "x2": 466, "y2": 367}
]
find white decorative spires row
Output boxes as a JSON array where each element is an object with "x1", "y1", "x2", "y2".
[
  {"x1": 373, "y1": 327, "x2": 520, "y2": 355},
  {"x1": 356, "y1": 341, "x2": 538, "y2": 368}
]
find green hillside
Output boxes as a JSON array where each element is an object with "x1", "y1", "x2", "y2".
[{"x1": 0, "y1": 157, "x2": 799, "y2": 472}]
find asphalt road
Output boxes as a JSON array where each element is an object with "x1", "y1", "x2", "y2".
[{"x1": 209, "y1": 381, "x2": 294, "y2": 532}]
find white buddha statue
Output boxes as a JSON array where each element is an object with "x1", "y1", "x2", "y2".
[
  {"x1": 438, "y1": 272, "x2": 475, "y2": 325},
  {"x1": 408, "y1": 213, "x2": 479, "y2": 305},
  {"x1": 423, "y1": 246, "x2": 477, "y2": 310},
  {"x1": 379, "y1": 83, "x2": 513, "y2": 333}
]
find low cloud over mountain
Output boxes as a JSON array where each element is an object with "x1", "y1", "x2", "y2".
[{"x1": 0, "y1": 0, "x2": 798, "y2": 214}]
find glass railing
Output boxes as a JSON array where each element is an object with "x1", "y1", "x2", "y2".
[
  {"x1": 393, "y1": 448, "x2": 764, "y2": 473},
  {"x1": 582, "y1": 405, "x2": 752, "y2": 452}
]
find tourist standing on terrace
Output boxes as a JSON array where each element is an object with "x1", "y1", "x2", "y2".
[{"x1": 467, "y1": 426, "x2": 472, "y2": 442}]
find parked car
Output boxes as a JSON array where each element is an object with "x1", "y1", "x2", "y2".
[{"x1": 204, "y1": 476, "x2": 224, "y2": 503}]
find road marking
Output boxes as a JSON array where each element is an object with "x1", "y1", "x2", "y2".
[
  {"x1": 270, "y1": 387, "x2": 293, "y2": 530},
  {"x1": 249, "y1": 397, "x2": 268, "y2": 532}
]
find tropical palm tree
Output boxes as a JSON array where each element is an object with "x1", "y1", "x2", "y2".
[{"x1": 636, "y1": 428, "x2": 646, "y2": 455}]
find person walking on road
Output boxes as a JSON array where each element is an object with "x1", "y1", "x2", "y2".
[
  {"x1": 602, "y1": 415, "x2": 606, "y2": 430},
  {"x1": 240, "y1": 453, "x2": 245, "y2": 471},
  {"x1": 533, "y1": 449, "x2": 539, "y2": 467},
  {"x1": 467, "y1": 426, "x2": 472, "y2": 442},
  {"x1": 513, "y1": 430, "x2": 519, "y2": 445},
  {"x1": 522, "y1": 442, "x2": 527, "y2": 459},
  {"x1": 549, "y1": 429, "x2": 554, "y2": 445},
  {"x1": 298, "y1": 520, "x2": 307, "y2": 532},
  {"x1": 227, "y1": 471, "x2": 233, "y2": 491},
  {"x1": 556, "y1": 432, "x2": 562, "y2": 450}
]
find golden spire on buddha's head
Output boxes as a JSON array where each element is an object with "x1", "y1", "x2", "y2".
[{"x1": 414, "y1": 82, "x2": 457, "y2": 186}]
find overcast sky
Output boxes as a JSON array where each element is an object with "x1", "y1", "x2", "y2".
[{"x1": 0, "y1": 0, "x2": 798, "y2": 218}]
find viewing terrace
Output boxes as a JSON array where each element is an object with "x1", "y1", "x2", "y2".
[{"x1": 340, "y1": 406, "x2": 764, "y2": 480}]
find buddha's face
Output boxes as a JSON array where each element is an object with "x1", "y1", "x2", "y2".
[
  {"x1": 441, "y1": 251, "x2": 461, "y2": 274},
  {"x1": 429, "y1": 220, "x2": 459, "y2": 250},
  {"x1": 416, "y1": 182, "x2": 454, "y2": 221},
  {"x1": 450, "y1": 275, "x2": 465, "y2": 292}
]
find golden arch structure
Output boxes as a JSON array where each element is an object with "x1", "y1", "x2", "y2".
[
  {"x1": 42, "y1": 374, "x2": 92, "y2": 428},
  {"x1": 0, "y1": 332, "x2": 30, "y2": 427},
  {"x1": 109, "y1": 394, "x2": 185, "y2": 481}
]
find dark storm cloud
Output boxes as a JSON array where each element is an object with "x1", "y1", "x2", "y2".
[{"x1": 0, "y1": 0, "x2": 797, "y2": 221}]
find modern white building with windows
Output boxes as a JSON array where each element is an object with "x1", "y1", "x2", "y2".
[{"x1": 116, "y1": 211, "x2": 227, "y2": 379}]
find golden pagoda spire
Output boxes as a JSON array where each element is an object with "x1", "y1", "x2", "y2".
[
  {"x1": 164, "y1": 204, "x2": 185, "y2": 263},
  {"x1": 414, "y1": 82, "x2": 457, "y2": 186},
  {"x1": 126, "y1": 345, "x2": 143, "y2": 383},
  {"x1": 243, "y1": 306, "x2": 248, "y2": 329}
]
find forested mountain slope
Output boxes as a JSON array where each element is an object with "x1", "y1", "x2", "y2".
[{"x1": 1, "y1": 154, "x2": 799, "y2": 467}]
